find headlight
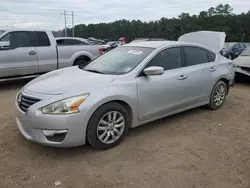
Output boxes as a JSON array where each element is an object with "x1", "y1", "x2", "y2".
[{"x1": 41, "y1": 94, "x2": 89, "y2": 114}]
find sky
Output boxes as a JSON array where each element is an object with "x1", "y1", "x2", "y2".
[{"x1": 0, "y1": 0, "x2": 249, "y2": 30}]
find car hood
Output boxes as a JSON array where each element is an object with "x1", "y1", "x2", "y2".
[
  {"x1": 178, "y1": 31, "x2": 226, "y2": 52},
  {"x1": 24, "y1": 67, "x2": 116, "y2": 95},
  {"x1": 233, "y1": 56, "x2": 250, "y2": 67}
]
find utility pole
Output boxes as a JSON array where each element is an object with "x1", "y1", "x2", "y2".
[
  {"x1": 61, "y1": 11, "x2": 75, "y2": 37},
  {"x1": 61, "y1": 10, "x2": 67, "y2": 37},
  {"x1": 72, "y1": 12, "x2": 74, "y2": 37}
]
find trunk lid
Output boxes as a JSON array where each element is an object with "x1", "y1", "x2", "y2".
[{"x1": 178, "y1": 31, "x2": 226, "y2": 52}]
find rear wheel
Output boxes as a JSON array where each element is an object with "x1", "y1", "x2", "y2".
[
  {"x1": 207, "y1": 81, "x2": 228, "y2": 110},
  {"x1": 86, "y1": 102, "x2": 129, "y2": 150}
]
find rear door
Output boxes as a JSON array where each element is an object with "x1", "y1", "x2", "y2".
[
  {"x1": 0, "y1": 31, "x2": 38, "y2": 78},
  {"x1": 137, "y1": 47, "x2": 191, "y2": 121},
  {"x1": 181, "y1": 46, "x2": 216, "y2": 105},
  {"x1": 35, "y1": 31, "x2": 57, "y2": 73}
]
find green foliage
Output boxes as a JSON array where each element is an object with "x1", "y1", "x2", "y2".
[{"x1": 55, "y1": 4, "x2": 250, "y2": 42}]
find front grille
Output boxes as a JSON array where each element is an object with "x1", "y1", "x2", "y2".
[
  {"x1": 241, "y1": 67, "x2": 250, "y2": 72},
  {"x1": 18, "y1": 94, "x2": 41, "y2": 113}
]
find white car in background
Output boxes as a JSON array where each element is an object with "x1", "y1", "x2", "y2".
[
  {"x1": 56, "y1": 37, "x2": 91, "y2": 45},
  {"x1": 233, "y1": 47, "x2": 250, "y2": 77}
]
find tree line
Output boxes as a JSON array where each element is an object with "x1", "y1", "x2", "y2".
[{"x1": 54, "y1": 4, "x2": 250, "y2": 42}]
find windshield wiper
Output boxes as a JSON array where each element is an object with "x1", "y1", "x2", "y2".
[{"x1": 84, "y1": 69, "x2": 105, "y2": 74}]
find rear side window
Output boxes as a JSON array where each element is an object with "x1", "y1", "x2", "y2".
[
  {"x1": 207, "y1": 51, "x2": 216, "y2": 62},
  {"x1": 35, "y1": 32, "x2": 51, "y2": 47},
  {"x1": 146, "y1": 47, "x2": 182, "y2": 71},
  {"x1": 183, "y1": 46, "x2": 209, "y2": 66}
]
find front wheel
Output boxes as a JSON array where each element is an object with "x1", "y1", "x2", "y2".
[
  {"x1": 207, "y1": 81, "x2": 228, "y2": 110},
  {"x1": 86, "y1": 102, "x2": 129, "y2": 150}
]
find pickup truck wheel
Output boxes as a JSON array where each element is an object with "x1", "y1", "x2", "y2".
[
  {"x1": 74, "y1": 59, "x2": 89, "y2": 67},
  {"x1": 86, "y1": 102, "x2": 129, "y2": 150}
]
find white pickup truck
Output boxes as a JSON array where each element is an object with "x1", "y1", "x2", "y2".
[{"x1": 0, "y1": 29, "x2": 102, "y2": 81}]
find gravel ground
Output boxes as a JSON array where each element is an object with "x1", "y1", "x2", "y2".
[{"x1": 0, "y1": 80, "x2": 249, "y2": 188}]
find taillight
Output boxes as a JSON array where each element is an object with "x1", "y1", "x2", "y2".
[{"x1": 99, "y1": 48, "x2": 104, "y2": 55}]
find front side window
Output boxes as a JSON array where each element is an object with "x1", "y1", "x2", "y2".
[
  {"x1": 35, "y1": 32, "x2": 50, "y2": 47},
  {"x1": 183, "y1": 46, "x2": 209, "y2": 66},
  {"x1": 146, "y1": 47, "x2": 182, "y2": 71},
  {"x1": 0, "y1": 31, "x2": 35, "y2": 48},
  {"x1": 84, "y1": 46, "x2": 154, "y2": 75}
]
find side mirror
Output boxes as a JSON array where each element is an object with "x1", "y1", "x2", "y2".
[{"x1": 143, "y1": 66, "x2": 164, "y2": 76}]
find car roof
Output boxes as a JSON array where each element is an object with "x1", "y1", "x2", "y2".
[
  {"x1": 1, "y1": 28, "x2": 51, "y2": 32},
  {"x1": 56, "y1": 37, "x2": 88, "y2": 40},
  {"x1": 125, "y1": 41, "x2": 203, "y2": 48}
]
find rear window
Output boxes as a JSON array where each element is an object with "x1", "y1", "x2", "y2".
[
  {"x1": 35, "y1": 32, "x2": 51, "y2": 47},
  {"x1": 84, "y1": 46, "x2": 154, "y2": 75}
]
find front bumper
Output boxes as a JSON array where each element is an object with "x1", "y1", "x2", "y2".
[{"x1": 15, "y1": 91, "x2": 90, "y2": 147}]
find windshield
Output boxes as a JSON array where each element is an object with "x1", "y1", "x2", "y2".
[
  {"x1": 107, "y1": 41, "x2": 116, "y2": 45},
  {"x1": 84, "y1": 46, "x2": 154, "y2": 75},
  {"x1": 240, "y1": 47, "x2": 250, "y2": 56}
]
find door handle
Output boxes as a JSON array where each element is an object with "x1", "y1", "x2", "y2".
[
  {"x1": 209, "y1": 67, "x2": 216, "y2": 72},
  {"x1": 29, "y1": 51, "x2": 36, "y2": 55},
  {"x1": 178, "y1": 75, "x2": 188, "y2": 80}
]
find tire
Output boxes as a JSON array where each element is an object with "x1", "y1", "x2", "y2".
[
  {"x1": 207, "y1": 81, "x2": 228, "y2": 110},
  {"x1": 74, "y1": 59, "x2": 89, "y2": 67},
  {"x1": 86, "y1": 102, "x2": 130, "y2": 150}
]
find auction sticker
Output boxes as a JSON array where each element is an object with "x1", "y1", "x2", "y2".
[{"x1": 127, "y1": 50, "x2": 143, "y2": 55}]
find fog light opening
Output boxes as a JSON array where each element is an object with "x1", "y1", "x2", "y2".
[{"x1": 42, "y1": 130, "x2": 67, "y2": 142}]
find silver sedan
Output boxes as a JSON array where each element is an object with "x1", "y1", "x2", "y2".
[{"x1": 15, "y1": 32, "x2": 234, "y2": 149}]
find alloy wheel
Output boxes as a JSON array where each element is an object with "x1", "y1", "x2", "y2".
[
  {"x1": 97, "y1": 111, "x2": 125, "y2": 144},
  {"x1": 213, "y1": 84, "x2": 226, "y2": 106}
]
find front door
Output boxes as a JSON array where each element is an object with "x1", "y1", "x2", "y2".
[
  {"x1": 137, "y1": 47, "x2": 189, "y2": 121},
  {"x1": 0, "y1": 31, "x2": 38, "y2": 78}
]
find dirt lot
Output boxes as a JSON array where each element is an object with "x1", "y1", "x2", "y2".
[{"x1": 0, "y1": 80, "x2": 249, "y2": 188}]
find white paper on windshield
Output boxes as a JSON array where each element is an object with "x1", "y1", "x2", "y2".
[{"x1": 127, "y1": 50, "x2": 143, "y2": 55}]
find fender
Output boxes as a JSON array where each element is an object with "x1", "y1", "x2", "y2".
[
  {"x1": 85, "y1": 95, "x2": 138, "y2": 128},
  {"x1": 69, "y1": 50, "x2": 93, "y2": 65}
]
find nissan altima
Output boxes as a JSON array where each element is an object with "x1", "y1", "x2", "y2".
[{"x1": 15, "y1": 31, "x2": 235, "y2": 150}]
